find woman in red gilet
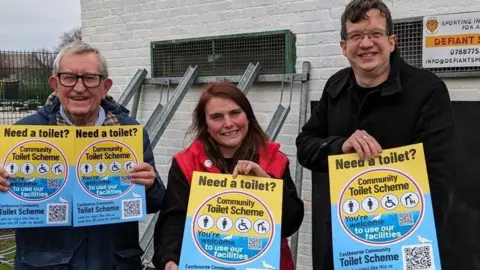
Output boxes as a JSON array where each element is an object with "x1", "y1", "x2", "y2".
[{"x1": 153, "y1": 82, "x2": 304, "y2": 270}]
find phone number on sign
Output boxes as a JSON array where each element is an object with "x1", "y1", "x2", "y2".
[{"x1": 450, "y1": 48, "x2": 480, "y2": 55}]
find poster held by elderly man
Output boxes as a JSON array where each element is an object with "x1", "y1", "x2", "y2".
[
  {"x1": 329, "y1": 143, "x2": 441, "y2": 270},
  {"x1": 0, "y1": 125, "x2": 74, "y2": 228},
  {"x1": 72, "y1": 125, "x2": 147, "y2": 227},
  {"x1": 179, "y1": 171, "x2": 283, "y2": 270}
]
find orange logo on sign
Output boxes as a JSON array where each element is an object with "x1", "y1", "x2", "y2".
[{"x1": 426, "y1": 17, "x2": 439, "y2": 34}]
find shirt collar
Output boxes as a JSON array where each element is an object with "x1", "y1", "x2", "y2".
[{"x1": 59, "y1": 105, "x2": 106, "y2": 126}]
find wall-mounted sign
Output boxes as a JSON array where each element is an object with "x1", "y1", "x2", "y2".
[{"x1": 422, "y1": 11, "x2": 480, "y2": 68}]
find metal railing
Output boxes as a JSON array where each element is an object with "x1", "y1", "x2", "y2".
[
  {"x1": 0, "y1": 50, "x2": 57, "y2": 124},
  {"x1": 0, "y1": 50, "x2": 57, "y2": 269},
  {"x1": 0, "y1": 60, "x2": 311, "y2": 270}
]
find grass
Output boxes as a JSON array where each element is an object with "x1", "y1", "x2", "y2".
[
  {"x1": 0, "y1": 263, "x2": 13, "y2": 270},
  {"x1": 0, "y1": 239, "x2": 15, "y2": 270}
]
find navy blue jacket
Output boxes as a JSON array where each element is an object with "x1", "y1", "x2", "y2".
[{"x1": 13, "y1": 96, "x2": 165, "y2": 270}]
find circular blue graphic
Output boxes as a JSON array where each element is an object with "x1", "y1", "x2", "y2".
[{"x1": 76, "y1": 140, "x2": 139, "y2": 200}]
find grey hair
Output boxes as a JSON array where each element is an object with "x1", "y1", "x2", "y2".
[{"x1": 52, "y1": 40, "x2": 109, "y2": 78}]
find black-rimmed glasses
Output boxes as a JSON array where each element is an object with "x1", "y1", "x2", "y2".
[
  {"x1": 57, "y1": 72, "x2": 104, "y2": 88},
  {"x1": 346, "y1": 30, "x2": 389, "y2": 43}
]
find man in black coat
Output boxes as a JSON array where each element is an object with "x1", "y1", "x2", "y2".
[{"x1": 295, "y1": 0, "x2": 455, "y2": 269}]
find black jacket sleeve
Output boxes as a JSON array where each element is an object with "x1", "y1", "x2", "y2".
[
  {"x1": 153, "y1": 159, "x2": 189, "y2": 270},
  {"x1": 296, "y1": 88, "x2": 347, "y2": 173},
  {"x1": 413, "y1": 81, "x2": 455, "y2": 226},
  {"x1": 279, "y1": 161, "x2": 304, "y2": 237},
  {"x1": 143, "y1": 129, "x2": 165, "y2": 214}
]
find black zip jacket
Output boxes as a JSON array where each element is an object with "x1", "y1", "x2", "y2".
[{"x1": 296, "y1": 51, "x2": 455, "y2": 269}]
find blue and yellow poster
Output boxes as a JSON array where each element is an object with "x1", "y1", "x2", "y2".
[
  {"x1": 0, "y1": 126, "x2": 73, "y2": 228},
  {"x1": 72, "y1": 125, "x2": 146, "y2": 227},
  {"x1": 329, "y1": 143, "x2": 441, "y2": 270},
  {"x1": 179, "y1": 171, "x2": 283, "y2": 270}
]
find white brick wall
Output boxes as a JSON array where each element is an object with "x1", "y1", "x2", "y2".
[{"x1": 81, "y1": 1, "x2": 480, "y2": 269}]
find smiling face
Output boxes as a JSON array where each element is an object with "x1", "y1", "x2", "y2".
[
  {"x1": 205, "y1": 97, "x2": 249, "y2": 158},
  {"x1": 48, "y1": 52, "x2": 112, "y2": 125},
  {"x1": 340, "y1": 9, "x2": 396, "y2": 76}
]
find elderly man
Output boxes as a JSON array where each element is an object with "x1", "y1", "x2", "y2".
[
  {"x1": 0, "y1": 40, "x2": 165, "y2": 269},
  {"x1": 296, "y1": 0, "x2": 455, "y2": 269}
]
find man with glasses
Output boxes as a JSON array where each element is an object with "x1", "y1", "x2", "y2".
[
  {"x1": 0, "y1": 40, "x2": 165, "y2": 269},
  {"x1": 296, "y1": 0, "x2": 455, "y2": 269}
]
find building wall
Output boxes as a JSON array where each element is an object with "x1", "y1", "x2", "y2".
[{"x1": 80, "y1": 0, "x2": 480, "y2": 269}]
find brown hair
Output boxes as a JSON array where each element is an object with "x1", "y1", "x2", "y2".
[
  {"x1": 186, "y1": 82, "x2": 268, "y2": 172},
  {"x1": 340, "y1": 0, "x2": 393, "y2": 40}
]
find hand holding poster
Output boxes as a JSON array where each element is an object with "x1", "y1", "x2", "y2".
[
  {"x1": 179, "y1": 172, "x2": 283, "y2": 270},
  {"x1": 329, "y1": 143, "x2": 441, "y2": 270},
  {"x1": 0, "y1": 126, "x2": 73, "y2": 228},
  {"x1": 72, "y1": 125, "x2": 146, "y2": 227}
]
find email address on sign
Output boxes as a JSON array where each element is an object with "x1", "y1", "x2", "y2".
[{"x1": 425, "y1": 57, "x2": 480, "y2": 65}]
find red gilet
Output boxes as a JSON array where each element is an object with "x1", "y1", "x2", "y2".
[{"x1": 174, "y1": 139, "x2": 295, "y2": 270}]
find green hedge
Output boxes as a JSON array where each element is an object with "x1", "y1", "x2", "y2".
[{"x1": 20, "y1": 83, "x2": 52, "y2": 101}]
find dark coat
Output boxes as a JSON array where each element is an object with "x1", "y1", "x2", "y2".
[
  {"x1": 296, "y1": 51, "x2": 456, "y2": 269},
  {"x1": 13, "y1": 95, "x2": 165, "y2": 270}
]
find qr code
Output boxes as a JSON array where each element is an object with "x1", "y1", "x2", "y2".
[
  {"x1": 47, "y1": 203, "x2": 68, "y2": 224},
  {"x1": 398, "y1": 212, "x2": 414, "y2": 226},
  {"x1": 248, "y1": 237, "x2": 262, "y2": 250},
  {"x1": 122, "y1": 198, "x2": 142, "y2": 219},
  {"x1": 47, "y1": 179, "x2": 58, "y2": 188},
  {"x1": 120, "y1": 176, "x2": 131, "y2": 185},
  {"x1": 402, "y1": 244, "x2": 434, "y2": 270}
]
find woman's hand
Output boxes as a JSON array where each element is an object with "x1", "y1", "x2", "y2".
[{"x1": 232, "y1": 160, "x2": 269, "y2": 178}]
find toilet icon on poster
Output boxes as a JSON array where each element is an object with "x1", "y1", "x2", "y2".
[
  {"x1": 6, "y1": 163, "x2": 19, "y2": 174},
  {"x1": 21, "y1": 163, "x2": 34, "y2": 175},
  {"x1": 95, "y1": 162, "x2": 107, "y2": 174},
  {"x1": 81, "y1": 163, "x2": 93, "y2": 175},
  {"x1": 342, "y1": 199, "x2": 360, "y2": 214},
  {"x1": 401, "y1": 192, "x2": 419, "y2": 208},
  {"x1": 362, "y1": 196, "x2": 379, "y2": 212}
]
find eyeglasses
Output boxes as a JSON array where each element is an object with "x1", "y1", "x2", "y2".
[
  {"x1": 346, "y1": 30, "x2": 389, "y2": 42},
  {"x1": 57, "y1": 72, "x2": 104, "y2": 88}
]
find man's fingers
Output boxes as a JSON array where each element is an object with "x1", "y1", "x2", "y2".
[
  {"x1": 346, "y1": 130, "x2": 383, "y2": 160},
  {"x1": 0, "y1": 169, "x2": 8, "y2": 178},
  {"x1": 0, "y1": 178, "x2": 9, "y2": 192},
  {"x1": 362, "y1": 136, "x2": 378, "y2": 160},
  {"x1": 373, "y1": 138, "x2": 383, "y2": 154},
  {"x1": 356, "y1": 135, "x2": 373, "y2": 160},
  {"x1": 350, "y1": 139, "x2": 364, "y2": 160},
  {"x1": 130, "y1": 177, "x2": 154, "y2": 190},
  {"x1": 129, "y1": 171, "x2": 154, "y2": 179},
  {"x1": 0, "y1": 178, "x2": 9, "y2": 187},
  {"x1": 342, "y1": 140, "x2": 354, "y2": 153},
  {"x1": 130, "y1": 178, "x2": 152, "y2": 185},
  {"x1": 130, "y1": 162, "x2": 152, "y2": 172},
  {"x1": 364, "y1": 135, "x2": 382, "y2": 157}
]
